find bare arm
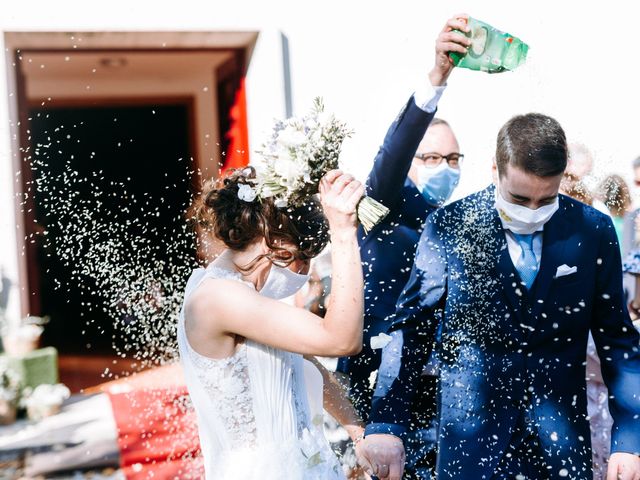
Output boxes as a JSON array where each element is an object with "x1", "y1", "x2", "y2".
[
  {"x1": 186, "y1": 171, "x2": 365, "y2": 358},
  {"x1": 304, "y1": 355, "x2": 364, "y2": 440}
]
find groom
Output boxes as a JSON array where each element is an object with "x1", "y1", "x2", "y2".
[{"x1": 358, "y1": 113, "x2": 640, "y2": 479}]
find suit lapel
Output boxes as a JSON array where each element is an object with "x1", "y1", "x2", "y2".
[
  {"x1": 473, "y1": 189, "x2": 571, "y2": 341},
  {"x1": 528, "y1": 198, "x2": 571, "y2": 333},
  {"x1": 493, "y1": 209, "x2": 530, "y2": 328},
  {"x1": 479, "y1": 185, "x2": 531, "y2": 330}
]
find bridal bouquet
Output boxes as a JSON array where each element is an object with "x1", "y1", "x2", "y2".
[{"x1": 251, "y1": 98, "x2": 389, "y2": 233}]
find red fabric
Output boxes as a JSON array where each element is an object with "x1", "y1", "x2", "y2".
[
  {"x1": 221, "y1": 77, "x2": 250, "y2": 173},
  {"x1": 108, "y1": 386, "x2": 204, "y2": 480}
]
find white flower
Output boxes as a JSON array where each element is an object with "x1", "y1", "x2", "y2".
[
  {"x1": 237, "y1": 184, "x2": 257, "y2": 202},
  {"x1": 273, "y1": 157, "x2": 310, "y2": 187},
  {"x1": 274, "y1": 197, "x2": 288, "y2": 208},
  {"x1": 277, "y1": 124, "x2": 307, "y2": 148},
  {"x1": 252, "y1": 97, "x2": 354, "y2": 210}
]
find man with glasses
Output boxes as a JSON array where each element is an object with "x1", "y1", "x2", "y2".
[
  {"x1": 337, "y1": 15, "x2": 471, "y2": 479},
  {"x1": 409, "y1": 130, "x2": 464, "y2": 207}
]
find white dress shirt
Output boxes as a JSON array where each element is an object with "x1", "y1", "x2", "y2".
[{"x1": 413, "y1": 82, "x2": 447, "y2": 114}]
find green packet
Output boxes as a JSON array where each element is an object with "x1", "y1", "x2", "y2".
[{"x1": 450, "y1": 17, "x2": 529, "y2": 73}]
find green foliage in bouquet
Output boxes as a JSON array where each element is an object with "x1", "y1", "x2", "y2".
[{"x1": 254, "y1": 98, "x2": 389, "y2": 233}]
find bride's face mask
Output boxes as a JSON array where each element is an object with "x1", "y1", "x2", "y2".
[
  {"x1": 260, "y1": 249, "x2": 309, "y2": 300},
  {"x1": 259, "y1": 261, "x2": 310, "y2": 300}
]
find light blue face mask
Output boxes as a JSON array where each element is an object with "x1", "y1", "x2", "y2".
[{"x1": 416, "y1": 163, "x2": 461, "y2": 206}]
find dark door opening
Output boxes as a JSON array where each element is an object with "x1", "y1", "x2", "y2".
[{"x1": 28, "y1": 102, "x2": 196, "y2": 355}]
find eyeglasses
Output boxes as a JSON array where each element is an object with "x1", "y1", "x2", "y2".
[{"x1": 414, "y1": 152, "x2": 464, "y2": 169}]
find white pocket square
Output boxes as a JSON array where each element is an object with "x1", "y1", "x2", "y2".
[
  {"x1": 370, "y1": 332, "x2": 392, "y2": 350},
  {"x1": 555, "y1": 264, "x2": 577, "y2": 278}
]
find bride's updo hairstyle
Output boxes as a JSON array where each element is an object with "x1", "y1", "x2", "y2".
[{"x1": 189, "y1": 167, "x2": 329, "y2": 271}]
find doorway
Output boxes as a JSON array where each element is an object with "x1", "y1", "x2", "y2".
[
  {"x1": 29, "y1": 101, "x2": 194, "y2": 353},
  {"x1": 5, "y1": 32, "x2": 258, "y2": 388}
]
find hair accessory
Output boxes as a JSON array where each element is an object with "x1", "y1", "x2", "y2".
[{"x1": 237, "y1": 183, "x2": 257, "y2": 202}]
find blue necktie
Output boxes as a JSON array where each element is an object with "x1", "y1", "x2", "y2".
[{"x1": 513, "y1": 233, "x2": 538, "y2": 290}]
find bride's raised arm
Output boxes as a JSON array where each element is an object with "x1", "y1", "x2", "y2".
[{"x1": 185, "y1": 169, "x2": 365, "y2": 358}]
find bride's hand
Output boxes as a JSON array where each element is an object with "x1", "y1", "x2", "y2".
[{"x1": 319, "y1": 170, "x2": 364, "y2": 235}]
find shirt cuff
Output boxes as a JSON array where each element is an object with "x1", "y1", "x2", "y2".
[
  {"x1": 365, "y1": 422, "x2": 407, "y2": 438},
  {"x1": 413, "y1": 82, "x2": 447, "y2": 113}
]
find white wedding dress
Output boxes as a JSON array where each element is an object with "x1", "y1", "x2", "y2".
[{"x1": 177, "y1": 254, "x2": 345, "y2": 479}]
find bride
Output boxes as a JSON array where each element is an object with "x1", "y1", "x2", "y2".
[{"x1": 178, "y1": 167, "x2": 366, "y2": 479}]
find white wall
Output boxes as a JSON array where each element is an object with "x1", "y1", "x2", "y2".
[{"x1": 2, "y1": 0, "x2": 640, "y2": 321}]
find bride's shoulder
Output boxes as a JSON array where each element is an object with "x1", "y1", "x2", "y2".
[
  {"x1": 190, "y1": 274, "x2": 254, "y2": 302},
  {"x1": 186, "y1": 272, "x2": 256, "y2": 318}
]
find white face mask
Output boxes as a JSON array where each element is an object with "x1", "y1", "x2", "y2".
[
  {"x1": 259, "y1": 263, "x2": 309, "y2": 300},
  {"x1": 495, "y1": 188, "x2": 559, "y2": 234}
]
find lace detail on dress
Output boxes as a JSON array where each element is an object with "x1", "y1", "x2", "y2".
[
  {"x1": 179, "y1": 258, "x2": 346, "y2": 479},
  {"x1": 188, "y1": 343, "x2": 257, "y2": 449}
]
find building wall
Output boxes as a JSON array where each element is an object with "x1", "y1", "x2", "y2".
[{"x1": 2, "y1": 0, "x2": 640, "y2": 322}]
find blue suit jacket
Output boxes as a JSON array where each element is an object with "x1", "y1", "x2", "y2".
[
  {"x1": 359, "y1": 96, "x2": 437, "y2": 327},
  {"x1": 366, "y1": 185, "x2": 640, "y2": 479}
]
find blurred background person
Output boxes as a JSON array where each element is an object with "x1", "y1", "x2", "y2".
[
  {"x1": 623, "y1": 248, "x2": 640, "y2": 328},
  {"x1": 597, "y1": 174, "x2": 632, "y2": 248},
  {"x1": 622, "y1": 156, "x2": 640, "y2": 257},
  {"x1": 560, "y1": 143, "x2": 607, "y2": 212},
  {"x1": 294, "y1": 250, "x2": 332, "y2": 317},
  {"x1": 560, "y1": 172, "x2": 593, "y2": 206}
]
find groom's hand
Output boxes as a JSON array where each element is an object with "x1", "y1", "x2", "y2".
[
  {"x1": 356, "y1": 433, "x2": 405, "y2": 480},
  {"x1": 429, "y1": 14, "x2": 471, "y2": 86},
  {"x1": 607, "y1": 452, "x2": 640, "y2": 480}
]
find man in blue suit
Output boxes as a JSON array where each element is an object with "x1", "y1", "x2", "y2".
[
  {"x1": 337, "y1": 14, "x2": 469, "y2": 416},
  {"x1": 357, "y1": 113, "x2": 640, "y2": 480},
  {"x1": 337, "y1": 15, "x2": 470, "y2": 477}
]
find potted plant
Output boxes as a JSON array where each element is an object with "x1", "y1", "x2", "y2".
[{"x1": 20, "y1": 383, "x2": 70, "y2": 421}]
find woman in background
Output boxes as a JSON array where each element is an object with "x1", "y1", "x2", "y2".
[{"x1": 598, "y1": 174, "x2": 632, "y2": 246}]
